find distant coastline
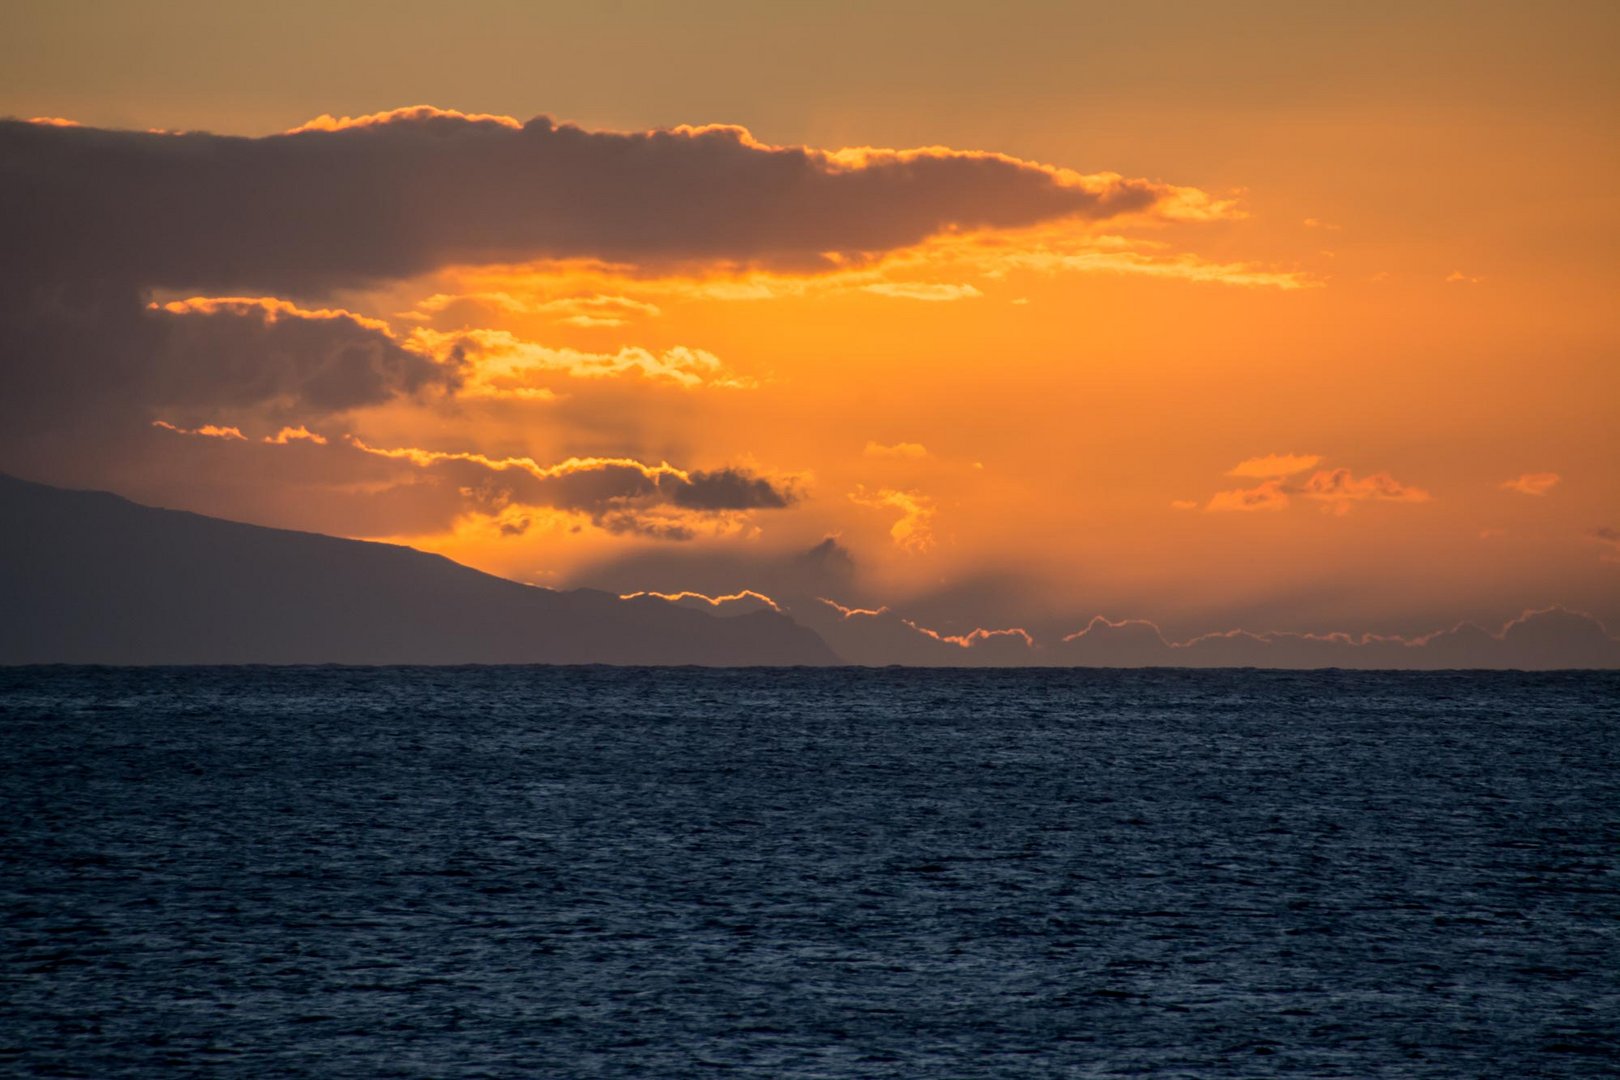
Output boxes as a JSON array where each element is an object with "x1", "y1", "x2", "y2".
[{"x1": 4, "y1": 474, "x2": 1616, "y2": 670}]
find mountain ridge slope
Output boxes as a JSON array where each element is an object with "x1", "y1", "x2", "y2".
[{"x1": 0, "y1": 473, "x2": 839, "y2": 666}]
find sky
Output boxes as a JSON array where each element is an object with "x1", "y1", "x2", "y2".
[{"x1": 2, "y1": 1, "x2": 1617, "y2": 658}]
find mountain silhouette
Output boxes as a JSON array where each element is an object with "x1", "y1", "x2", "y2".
[{"x1": 0, "y1": 474, "x2": 838, "y2": 665}]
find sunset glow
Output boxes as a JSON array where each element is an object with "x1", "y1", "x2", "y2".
[{"x1": 2, "y1": 2, "x2": 1615, "y2": 662}]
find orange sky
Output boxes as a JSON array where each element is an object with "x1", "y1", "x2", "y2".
[{"x1": 2, "y1": 1, "x2": 1616, "y2": 647}]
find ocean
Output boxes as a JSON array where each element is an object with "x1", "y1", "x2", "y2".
[{"x1": 2, "y1": 667, "x2": 1616, "y2": 1077}]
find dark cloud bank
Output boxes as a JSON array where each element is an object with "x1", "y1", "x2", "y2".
[
  {"x1": 1, "y1": 110, "x2": 1169, "y2": 291},
  {"x1": 11, "y1": 112, "x2": 1052, "y2": 525}
]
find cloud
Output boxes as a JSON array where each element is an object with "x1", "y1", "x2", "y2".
[
  {"x1": 619, "y1": 589, "x2": 782, "y2": 613},
  {"x1": 379, "y1": 444, "x2": 794, "y2": 536},
  {"x1": 409, "y1": 327, "x2": 749, "y2": 393},
  {"x1": 1445, "y1": 271, "x2": 1483, "y2": 284},
  {"x1": 4, "y1": 277, "x2": 787, "y2": 522},
  {"x1": 348, "y1": 439, "x2": 681, "y2": 484},
  {"x1": 674, "y1": 468, "x2": 798, "y2": 510},
  {"x1": 148, "y1": 300, "x2": 743, "y2": 419},
  {"x1": 1227, "y1": 452, "x2": 1321, "y2": 478},
  {"x1": 1591, "y1": 527, "x2": 1620, "y2": 564},
  {"x1": 864, "y1": 441, "x2": 929, "y2": 460},
  {"x1": 591, "y1": 507, "x2": 746, "y2": 542},
  {"x1": 1500, "y1": 472, "x2": 1560, "y2": 496},
  {"x1": 978, "y1": 234, "x2": 1315, "y2": 290},
  {"x1": 850, "y1": 486, "x2": 937, "y2": 552},
  {"x1": 343, "y1": 440, "x2": 798, "y2": 518},
  {"x1": 2, "y1": 110, "x2": 1221, "y2": 293},
  {"x1": 285, "y1": 106, "x2": 524, "y2": 134},
  {"x1": 552, "y1": 299, "x2": 660, "y2": 329},
  {"x1": 140, "y1": 431, "x2": 802, "y2": 541},
  {"x1": 1203, "y1": 462, "x2": 1429, "y2": 515},
  {"x1": 860, "y1": 282, "x2": 982, "y2": 301},
  {"x1": 1205, "y1": 479, "x2": 1292, "y2": 512},
  {"x1": 264, "y1": 425, "x2": 328, "y2": 445},
  {"x1": 150, "y1": 297, "x2": 458, "y2": 415},
  {"x1": 0, "y1": 278, "x2": 761, "y2": 512},
  {"x1": 152, "y1": 420, "x2": 246, "y2": 440},
  {"x1": 408, "y1": 291, "x2": 661, "y2": 328},
  {"x1": 0, "y1": 292, "x2": 458, "y2": 468},
  {"x1": 1299, "y1": 468, "x2": 1430, "y2": 513}
]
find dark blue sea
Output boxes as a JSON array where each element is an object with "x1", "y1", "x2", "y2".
[{"x1": 2, "y1": 667, "x2": 1616, "y2": 1078}]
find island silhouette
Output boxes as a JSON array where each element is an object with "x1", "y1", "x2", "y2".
[{"x1": 0, "y1": 473, "x2": 837, "y2": 666}]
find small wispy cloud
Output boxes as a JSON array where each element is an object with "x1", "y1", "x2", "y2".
[
  {"x1": 152, "y1": 420, "x2": 246, "y2": 440},
  {"x1": 860, "y1": 282, "x2": 982, "y2": 302},
  {"x1": 1204, "y1": 459, "x2": 1430, "y2": 515},
  {"x1": 864, "y1": 441, "x2": 929, "y2": 460},
  {"x1": 1227, "y1": 453, "x2": 1321, "y2": 478},
  {"x1": 1500, "y1": 472, "x2": 1560, "y2": 497}
]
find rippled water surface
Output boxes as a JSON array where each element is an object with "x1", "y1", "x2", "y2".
[{"x1": 2, "y1": 667, "x2": 1617, "y2": 1078}]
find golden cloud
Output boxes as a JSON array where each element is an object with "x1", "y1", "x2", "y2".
[
  {"x1": 863, "y1": 442, "x2": 929, "y2": 460},
  {"x1": 1500, "y1": 472, "x2": 1560, "y2": 496},
  {"x1": 1227, "y1": 453, "x2": 1322, "y2": 478},
  {"x1": 860, "y1": 282, "x2": 983, "y2": 301},
  {"x1": 408, "y1": 327, "x2": 750, "y2": 393},
  {"x1": 850, "y1": 486, "x2": 937, "y2": 553},
  {"x1": 1204, "y1": 463, "x2": 1430, "y2": 515},
  {"x1": 263, "y1": 425, "x2": 328, "y2": 445},
  {"x1": 284, "y1": 106, "x2": 523, "y2": 134},
  {"x1": 152, "y1": 420, "x2": 246, "y2": 440},
  {"x1": 1205, "y1": 479, "x2": 1291, "y2": 513},
  {"x1": 1300, "y1": 468, "x2": 1431, "y2": 513}
]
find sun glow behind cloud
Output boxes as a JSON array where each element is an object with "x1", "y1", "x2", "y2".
[{"x1": 1, "y1": 75, "x2": 1615, "y2": 650}]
